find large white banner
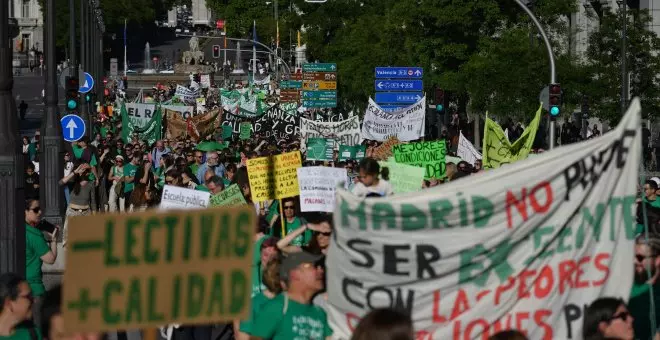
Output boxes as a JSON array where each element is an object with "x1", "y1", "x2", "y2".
[
  {"x1": 327, "y1": 99, "x2": 642, "y2": 340},
  {"x1": 297, "y1": 167, "x2": 348, "y2": 212},
  {"x1": 300, "y1": 116, "x2": 361, "y2": 149},
  {"x1": 361, "y1": 97, "x2": 426, "y2": 142},
  {"x1": 124, "y1": 103, "x2": 157, "y2": 128},
  {"x1": 175, "y1": 85, "x2": 199, "y2": 103}
]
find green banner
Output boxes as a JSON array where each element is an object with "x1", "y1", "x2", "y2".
[
  {"x1": 306, "y1": 138, "x2": 334, "y2": 161},
  {"x1": 121, "y1": 103, "x2": 162, "y2": 146},
  {"x1": 209, "y1": 184, "x2": 247, "y2": 207},
  {"x1": 338, "y1": 145, "x2": 366, "y2": 161},
  {"x1": 482, "y1": 105, "x2": 541, "y2": 169},
  {"x1": 239, "y1": 122, "x2": 252, "y2": 140},
  {"x1": 392, "y1": 140, "x2": 447, "y2": 179},
  {"x1": 221, "y1": 89, "x2": 269, "y2": 118},
  {"x1": 222, "y1": 125, "x2": 233, "y2": 140}
]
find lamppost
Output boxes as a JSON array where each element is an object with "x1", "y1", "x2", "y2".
[
  {"x1": 79, "y1": 0, "x2": 89, "y2": 133},
  {"x1": 0, "y1": 0, "x2": 26, "y2": 275},
  {"x1": 620, "y1": 0, "x2": 628, "y2": 114},
  {"x1": 69, "y1": 0, "x2": 76, "y2": 78},
  {"x1": 40, "y1": 0, "x2": 63, "y2": 227}
]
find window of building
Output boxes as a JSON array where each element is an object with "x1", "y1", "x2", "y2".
[
  {"x1": 21, "y1": 33, "x2": 31, "y2": 52},
  {"x1": 22, "y1": 0, "x2": 30, "y2": 18}
]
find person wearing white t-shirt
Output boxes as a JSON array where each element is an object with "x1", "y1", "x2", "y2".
[{"x1": 351, "y1": 157, "x2": 393, "y2": 197}]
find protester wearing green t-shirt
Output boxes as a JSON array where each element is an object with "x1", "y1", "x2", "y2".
[
  {"x1": 238, "y1": 246, "x2": 282, "y2": 337},
  {"x1": 636, "y1": 180, "x2": 660, "y2": 234},
  {"x1": 123, "y1": 153, "x2": 139, "y2": 196},
  {"x1": 250, "y1": 251, "x2": 332, "y2": 340},
  {"x1": 629, "y1": 235, "x2": 660, "y2": 340},
  {"x1": 24, "y1": 200, "x2": 57, "y2": 300},
  {"x1": 268, "y1": 198, "x2": 312, "y2": 246},
  {"x1": 0, "y1": 273, "x2": 42, "y2": 340}
]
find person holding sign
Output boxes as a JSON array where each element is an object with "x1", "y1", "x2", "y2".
[
  {"x1": 268, "y1": 198, "x2": 311, "y2": 246},
  {"x1": 277, "y1": 219, "x2": 332, "y2": 255},
  {"x1": 351, "y1": 158, "x2": 393, "y2": 197},
  {"x1": 250, "y1": 252, "x2": 332, "y2": 340}
]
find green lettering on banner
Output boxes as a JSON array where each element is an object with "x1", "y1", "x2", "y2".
[
  {"x1": 206, "y1": 272, "x2": 225, "y2": 316},
  {"x1": 147, "y1": 277, "x2": 165, "y2": 322},
  {"x1": 557, "y1": 227, "x2": 572, "y2": 253},
  {"x1": 125, "y1": 278, "x2": 142, "y2": 323},
  {"x1": 429, "y1": 199, "x2": 453, "y2": 229},
  {"x1": 230, "y1": 270, "x2": 248, "y2": 314},
  {"x1": 102, "y1": 280, "x2": 121, "y2": 324},
  {"x1": 125, "y1": 218, "x2": 140, "y2": 265},
  {"x1": 200, "y1": 214, "x2": 214, "y2": 259},
  {"x1": 171, "y1": 275, "x2": 181, "y2": 319},
  {"x1": 234, "y1": 212, "x2": 251, "y2": 257},
  {"x1": 144, "y1": 217, "x2": 160, "y2": 264},
  {"x1": 186, "y1": 273, "x2": 205, "y2": 318},
  {"x1": 163, "y1": 216, "x2": 177, "y2": 262},
  {"x1": 104, "y1": 220, "x2": 120, "y2": 266},
  {"x1": 459, "y1": 244, "x2": 486, "y2": 285},
  {"x1": 622, "y1": 195, "x2": 637, "y2": 239},
  {"x1": 400, "y1": 204, "x2": 426, "y2": 231},
  {"x1": 341, "y1": 199, "x2": 368, "y2": 230},
  {"x1": 393, "y1": 140, "x2": 447, "y2": 179},
  {"x1": 472, "y1": 196, "x2": 494, "y2": 228},
  {"x1": 372, "y1": 203, "x2": 396, "y2": 230}
]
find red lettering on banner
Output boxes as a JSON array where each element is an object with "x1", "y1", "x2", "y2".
[
  {"x1": 432, "y1": 291, "x2": 447, "y2": 323},
  {"x1": 534, "y1": 266, "x2": 554, "y2": 299},
  {"x1": 494, "y1": 277, "x2": 514, "y2": 305},
  {"x1": 518, "y1": 270, "x2": 535, "y2": 299},
  {"x1": 593, "y1": 253, "x2": 611, "y2": 285},
  {"x1": 505, "y1": 182, "x2": 555, "y2": 228},
  {"x1": 558, "y1": 260, "x2": 577, "y2": 293},
  {"x1": 451, "y1": 289, "x2": 470, "y2": 320},
  {"x1": 575, "y1": 256, "x2": 591, "y2": 288},
  {"x1": 346, "y1": 312, "x2": 360, "y2": 332},
  {"x1": 514, "y1": 312, "x2": 530, "y2": 337},
  {"x1": 463, "y1": 319, "x2": 489, "y2": 340}
]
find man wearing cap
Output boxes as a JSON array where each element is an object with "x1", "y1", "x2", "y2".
[{"x1": 250, "y1": 251, "x2": 331, "y2": 340}]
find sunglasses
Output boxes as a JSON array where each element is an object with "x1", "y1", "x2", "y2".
[
  {"x1": 636, "y1": 254, "x2": 652, "y2": 262},
  {"x1": 284, "y1": 205, "x2": 295, "y2": 210},
  {"x1": 610, "y1": 311, "x2": 630, "y2": 322},
  {"x1": 320, "y1": 232, "x2": 331, "y2": 236},
  {"x1": 30, "y1": 207, "x2": 41, "y2": 213}
]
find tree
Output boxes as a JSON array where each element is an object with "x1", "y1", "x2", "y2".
[{"x1": 584, "y1": 8, "x2": 660, "y2": 124}]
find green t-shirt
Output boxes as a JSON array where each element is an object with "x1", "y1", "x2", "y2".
[
  {"x1": 636, "y1": 198, "x2": 660, "y2": 234},
  {"x1": 25, "y1": 224, "x2": 49, "y2": 297},
  {"x1": 223, "y1": 178, "x2": 231, "y2": 187},
  {"x1": 71, "y1": 145, "x2": 98, "y2": 181},
  {"x1": 251, "y1": 235, "x2": 268, "y2": 297},
  {"x1": 629, "y1": 281, "x2": 660, "y2": 340},
  {"x1": 190, "y1": 163, "x2": 200, "y2": 177},
  {"x1": 195, "y1": 184, "x2": 210, "y2": 192},
  {"x1": 123, "y1": 163, "x2": 138, "y2": 193},
  {"x1": 239, "y1": 292, "x2": 272, "y2": 334},
  {"x1": 251, "y1": 294, "x2": 332, "y2": 340},
  {"x1": 0, "y1": 326, "x2": 42, "y2": 340}
]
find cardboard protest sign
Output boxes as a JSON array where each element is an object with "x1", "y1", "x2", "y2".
[
  {"x1": 306, "y1": 138, "x2": 334, "y2": 161},
  {"x1": 160, "y1": 185, "x2": 211, "y2": 210},
  {"x1": 297, "y1": 166, "x2": 347, "y2": 212},
  {"x1": 326, "y1": 99, "x2": 642, "y2": 340},
  {"x1": 378, "y1": 161, "x2": 425, "y2": 194},
  {"x1": 239, "y1": 122, "x2": 252, "y2": 140},
  {"x1": 393, "y1": 140, "x2": 447, "y2": 179},
  {"x1": 300, "y1": 116, "x2": 361, "y2": 148},
  {"x1": 370, "y1": 137, "x2": 400, "y2": 161},
  {"x1": 482, "y1": 106, "x2": 541, "y2": 169},
  {"x1": 457, "y1": 131, "x2": 482, "y2": 166},
  {"x1": 209, "y1": 184, "x2": 247, "y2": 207},
  {"x1": 361, "y1": 97, "x2": 425, "y2": 142},
  {"x1": 165, "y1": 109, "x2": 221, "y2": 142},
  {"x1": 338, "y1": 145, "x2": 366, "y2": 161},
  {"x1": 62, "y1": 205, "x2": 255, "y2": 332},
  {"x1": 247, "y1": 151, "x2": 302, "y2": 202}
]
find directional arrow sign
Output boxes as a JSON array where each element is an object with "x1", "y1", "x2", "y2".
[
  {"x1": 303, "y1": 63, "x2": 337, "y2": 72},
  {"x1": 374, "y1": 67, "x2": 423, "y2": 79},
  {"x1": 374, "y1": 80, "x2": 423, "y2": 91},
  {"x1": 378, "y1": 105, "x2": 408, "y2": 113},
  {"x1": 374, "y1": 92, "x2": 423, "y2": 104},
  {"x1": 79, "y1": 72, "x2": 94, "y2": 94},
  {"x1": 60, "y1": 114, "x2": 86, "y2": 142}
]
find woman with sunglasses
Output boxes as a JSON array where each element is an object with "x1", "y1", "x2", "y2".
[
  {"x1": 268, "y1": 197, "x2": 312, "y2": 247},
  {"x1": 583, "y1": 297, "x2": 635, "y2": 340},
  {"x1": 276, "y1": 218, "x2": 332, "y2": 255},
  {"x1": 24, "y1": 199, "x2": 58, "y2": 325}
]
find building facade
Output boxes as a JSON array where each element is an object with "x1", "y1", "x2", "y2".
[{"x1": 9, "y1": 0, "x2": 44, "y2": 67}]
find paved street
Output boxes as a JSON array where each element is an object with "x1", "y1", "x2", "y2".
[{"x1": 14, "y1": 73, "x2": 65, "y2": 138}]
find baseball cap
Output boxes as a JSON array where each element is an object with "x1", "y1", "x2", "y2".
[
  {"x1": 651, "y1": 177, "x2": 660, "y2": 187},
  {"x1": 115, "y1": 155, "x2": 124, "y2": 161},
  {"x1": 279, "y1": 251, "x2": 323, "y2": 279}
]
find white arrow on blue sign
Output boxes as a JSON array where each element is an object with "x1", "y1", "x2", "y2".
[
  {"x1": 375, "y1": 80, "x2": 423, "y2": 91},
  {"x1": 374, "y1": 92, "x2": 423, "y2": 104},
  {"x1": 374, "y1": 67, "x2": 423, "y2": 79},
  {"x1": 60, "y1": 114, "x2": 86, "y2": 142},
  {"x1": 78, "y1": 72, "x2": 94, "y2": 94}
]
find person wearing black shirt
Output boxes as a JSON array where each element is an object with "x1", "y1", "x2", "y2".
[{"x1": 24, "y1": 163, "x2": 39, "y2": 199}]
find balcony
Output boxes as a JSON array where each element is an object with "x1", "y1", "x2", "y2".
[{"x1": 14, "y1": 17, "x2": 39, "y2": 27}]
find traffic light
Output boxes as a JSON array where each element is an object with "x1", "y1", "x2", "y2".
[
  {"x1": 212, "y1": 45, "x2": 220, "y2": 58},
  {"x1": 435, "y1": 88, "x2": 445, "y2": 112},
  {"x1": 65, "y1": 76, "x2": 79, "y2": 111},
  {"x1": 549, "y1": 83, "x2": 561, "y2": 118}
]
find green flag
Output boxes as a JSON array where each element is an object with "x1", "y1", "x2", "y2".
[
  {"x1": 482, "y1": 105, "x2": 542, "y2": 169},
  {"x1": 121, "y1": 103, "x2": 162, "y2": 146}
]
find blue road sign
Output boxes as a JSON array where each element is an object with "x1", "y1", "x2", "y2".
[
  {"x1": 60, "y1": 114, "x2": 86, "y2": 142},
  {"x1": 375, "y1": 67, "x2": 423, "y2": 79},
  {"x1": 374, "y1": 80, "x2": 423, "y2": 91},
  {"x1": 78, "y1": 72, "x2": 94, "y2": 94},
  {"x1": 375, "y1": 92, "x2": 423, "y2": 104},
  {"x1": 378, "y1": 105, "x2": 408, "y2": 113}
]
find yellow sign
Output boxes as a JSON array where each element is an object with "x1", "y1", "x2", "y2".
[
  {"x1": 247, "y1": 151, "x2": 302, "y2": 202},
  {"x1": 62, "y1": 206, "x2": 255, "y2": 333},
  {"x1": 303, "y1": 81, "x2": 337, "y2": 90}
]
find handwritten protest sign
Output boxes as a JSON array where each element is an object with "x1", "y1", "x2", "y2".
[
  {"x1": 370, "y1": 137, "x2": 400, "y2": 161},
  {"x1": 160, "y1": 185, "x2": 210, "y2": 210},
  {"x1": 482, "y1": 106, "x2": 541, "y2": 169},
  {"x1": 62, "y1": 205, "x2": 255, "y2": 332},
  {"x1": 209, "y1": 184, "x2": 247, "y2": 207},
  {"x1": 297, "y1": 166, "x2": 347, "y2": 212},
  {"x1": 300, "y1": 116, "x2": 361, "y2": 148},
  {"x1": 392, "y1": 140, "x2": 447, "y2": 179},
  {"x1": 338, "y1": 145, "x2": 366, "y2": 161},
  {"x1": 378, "y1": 162, "x2": 425, "y2": 194},
  {"x1": 457, "y1": 131, "x2": 482, "y2": 166},
  {"x1": 361, "y1": 97, "x2": 426, "y2": 141},
  {"x1": 326, "y1": 99, "x2": 642, "y2": 340},
  {"x1": 247, "y1": 151, "x2": 302, "y2": 202},
  {"x1": 306, "y1": 138, "x2": 334, "y2": 161}
]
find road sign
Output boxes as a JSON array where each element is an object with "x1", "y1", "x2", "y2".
[
  {"x1": 303, "y1": 72, "x2": 337, "y2": 81},
  {"x1": 375, "y1": 67, "x2": 423, "y2": 79},
  {"x1": 374, "y1": 92, "x2": 423, "y2": 104},
  {"x1": 303, "y1": 63, "x2": 337, "y2": 72},
  {"x1": 60, "y1": 114, "x2": 86, "y2": 142},
  {"x1": 375, "y1": 80, "x2": 423, "y2": 91},
  {"x1": 303, "y1": 81, "x2": 337, "y2": 90},
  {"x1": 302, "y1": 90, "x2": 337, "y2": 99},
  {"x1": 78, "y1": 72, "x2": 94, "y2": 94},
  {"x1": 539, "y1": 85, "x2": 549, "y2": 111},
  {"x1": 110, "y1": 58, "x2": 118, "y2": 76},
  {"x1": 280, "y1": 80, "x2": 302, "y2": 89},
  {"x1": 303, "y1": 99, "x2": 337, "y2": 108}
]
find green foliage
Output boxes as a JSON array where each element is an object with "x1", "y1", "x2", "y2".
[{"x1": 584, "y1": 8, "x2": 660, "y2": 124}]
